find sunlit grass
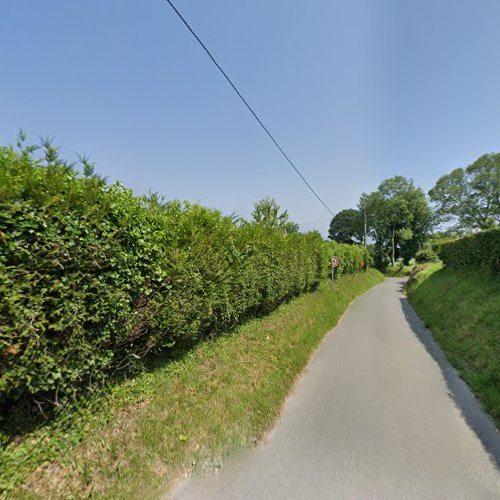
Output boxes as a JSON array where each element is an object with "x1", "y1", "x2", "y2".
[
  {"x1": 383, "y1": 262, "x2": 413, "y2": 277},
  {"x1": 407, "y1": 265, "x2": 500, "y2": 428}
]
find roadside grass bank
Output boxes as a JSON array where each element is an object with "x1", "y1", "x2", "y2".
[
  {"x1": 383, "y1": 262, "x2": 413, "y2": 277},
  {"x1": 2, "y1": 269, "x2": 384, "y2": 499},
  {"x1": 406, "y1": 264, "x2": 500, "y2": 428}
]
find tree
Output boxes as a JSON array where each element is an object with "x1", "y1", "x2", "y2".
[
  {"x1": 250, "y1": 197, "x2": 299, "y2": 234},
  {"x1": 328, "y1": 209, "x2": 364, "y2": 244},
  {"x1": 429, "y1": 153, "x2": 500, "y2": 231},
  {"x1": 360, "y1": 191, "x2": 409, "y2": 267},
  {"x1": 360, "y1": 176, "x2": 433, "y2": 266}
]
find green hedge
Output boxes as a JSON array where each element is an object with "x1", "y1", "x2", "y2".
[
  {"x1": 322, "y1": 241, "x2": 369, "y2": 277},
  {"x1": 433, "y1": 228, "x2": 500, "y2": 273},
  {"x1": 0, "y1": 146, "x2": 327, "y2": 407},
  {"x1": 415, "y1": 248, "x2": 439, "y2": 263}
]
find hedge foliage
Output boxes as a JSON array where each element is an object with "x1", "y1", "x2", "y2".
[
  {"x1": 433, "y1": 228, "x2": 500, "y2": 273},
  {"x1": 322, "y1": 241, "x2": 370, "y2": 277},
  {"x1": 0, "y1": 144, "x2": 368, "y2": 409},
  {"x1": 415, "y1": 248, "x2": 439, "y2": 263}
]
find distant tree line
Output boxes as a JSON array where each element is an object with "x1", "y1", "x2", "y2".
[{"x1": 328, "y1": 153, "x2": 500, "y2": 267}]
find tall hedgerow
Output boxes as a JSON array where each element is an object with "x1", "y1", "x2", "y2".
[
  {"x1": 0, "y1": 140, "x2": 330, "y2": 411},
  {"x1": 0, "y1": 137, "x2": 370, "y2": 413},
  {"x1": 322, "y1": 241, "x2": 370, "y2": 277},
  {"x1": 433, "y1": 228, "x2": 500, "y2": 274}
]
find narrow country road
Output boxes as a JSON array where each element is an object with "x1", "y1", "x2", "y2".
[{"x1": 170, "y1": 278, "x2": 500, "y2": 500}]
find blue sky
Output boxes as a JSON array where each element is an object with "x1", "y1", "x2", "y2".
[{"x1": 2, "y1": 0, "x2": 500, "y2": 235}]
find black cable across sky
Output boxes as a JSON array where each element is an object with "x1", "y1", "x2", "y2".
[
  {"x1": 164, "y1": 0, "x2": 335, "y2": 217},
  {"x1": 299, "y1": 218, "x2": 332, "y2": 226}
]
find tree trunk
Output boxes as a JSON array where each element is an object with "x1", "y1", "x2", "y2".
[
  {"x1": 363, "y1": 210, "x2": 367, "y2": 248},
  {"x1": 391, "y1": 228, "x2": 396, "y2": 267}
]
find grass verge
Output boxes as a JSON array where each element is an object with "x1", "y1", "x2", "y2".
[
  {"x1": 2, "y1": 269, "x2": 384, "y2": 499},
  {"x1": 383, "y1": 262, "x2": 413, "y2": 277},
  {"x1": 406, "y1": 264, "x2": 500, "y2": 428}
]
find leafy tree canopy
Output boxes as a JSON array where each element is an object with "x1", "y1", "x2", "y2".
[
  {"x1": 250, "y1": 197, "x2": 299, "y2": 234},
  {"x1": 359, "y1": 176, "x2": 433, "y2": 265},
  {"x1": 429, "y1": 153, "x2": 500, "y2": 231},
  {"x1": 328, "y1": 208, "x2": 363, "y2": 244}
]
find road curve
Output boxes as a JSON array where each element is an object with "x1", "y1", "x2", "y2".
[{"x1": 170, "y1": 278, "x2": 500, "y2": 500}]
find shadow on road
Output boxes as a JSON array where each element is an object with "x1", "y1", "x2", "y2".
[{"x1": 398, "y1": 287, "x2": 500, "y2": 469}]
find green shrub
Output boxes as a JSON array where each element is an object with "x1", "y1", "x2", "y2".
[
  {"x1": 415, "y1": 248, "x2": 440, "y2": 263},
  {"x1": 433, "y1": 228, "x2": 500, "y2": 274},
  {"x1": 322, "y1": 241, "x2": 369, "y2": 278},
  {"x1": 0, "y1": 144, "x2": 326, "y2": 410}
]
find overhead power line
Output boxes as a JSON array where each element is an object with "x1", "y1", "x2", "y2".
[
  {"x1": 164, "y1": 0, "x2": 334, "y2": 217},
  {"x1": 299, "y1": 218, "x2": 332, "y2": 226}
]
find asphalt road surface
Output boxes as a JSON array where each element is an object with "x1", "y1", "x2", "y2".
[{"x1": 170, "y1": 278, "x2": 500, "y2": 500}]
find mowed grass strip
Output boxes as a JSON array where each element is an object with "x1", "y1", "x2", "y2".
[
  {"x1": 4, "y1": 269, "x2": 384, "y2": 499},
  {"x1": 407, "y1": 264, "x2": 500, "y2": 428}
]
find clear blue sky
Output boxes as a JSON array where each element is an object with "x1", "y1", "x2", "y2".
[{"x1": 2, "y1": 0, "x2": 500, "y2": 235}]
